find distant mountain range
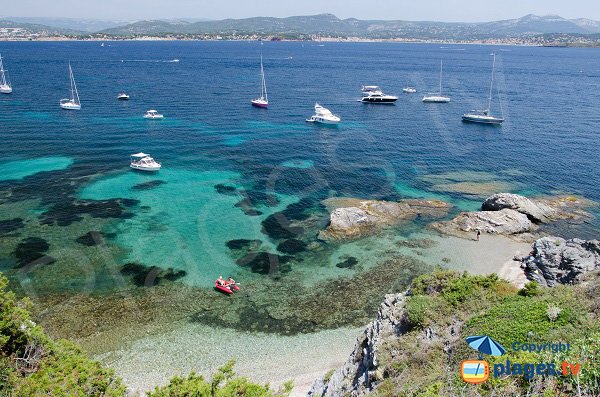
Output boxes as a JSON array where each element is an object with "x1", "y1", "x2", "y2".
[
  {"x1": 99, "y1": 14, "x2": 600, "y2": 37},
  {"x1": 1, "y1": 14, "x2": 599, "y2": 39}
]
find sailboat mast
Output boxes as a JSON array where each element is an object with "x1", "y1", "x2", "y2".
[
  {"x1": 0, "y1": 55, "x2": 6, "y2": 86},
  {"x1": 487, "y1": 54, "x2": 496, "y2": 113},
  {"x1": 260, "y1": 54, "x2": 267, "y2": 101}
]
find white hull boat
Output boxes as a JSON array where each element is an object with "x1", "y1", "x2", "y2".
[
  {"x1": 306, "y1": 103, "x2": 340, "y2": 124},
  {"x1": 0, "y1": 54, "x2": 12, "y2": 94},
  {"x1": 251, "y1": 54, "x2": 269, "y2": 108},
  {"x1": 403, "y1": 87, "x2": 417, "y2": 94},
  {"x1": 359, "y1": 86, "x2": 397, "y2": 103},
  {"x1": 130, "y1": 153, "x2": 161, "y2": 172},
  {"x1": 462, "y1": 53, "x2": 504, "y2": 125},
  {"x1": 144, "y1": 110, "x2": 164, "y2": 119},
  {"x1": 60, "y1": 63, "x2": 81, "y2": 110},
  {"x1": 422, "y1": 60, "x2": 450, "y2": 103},
  {"x1": 117, "y1": 92, "x2": 130, "y2": 100}
]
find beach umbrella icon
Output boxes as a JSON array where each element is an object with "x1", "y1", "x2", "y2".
[{"x1": 466, "y1": 335, "x2": 506, "y2": 357}]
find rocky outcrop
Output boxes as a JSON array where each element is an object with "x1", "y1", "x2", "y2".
[
  {"x1": 432, "y1": 208, "x2": 534, "y2": 237},
  {"x1": 308, "y1": 293, "x2": 408, "y2": 397},
  {"x1": 522, "y1": 237, "x2": 600, "y2": 287},
  {"x1": 482, "y1": 193, "x2": 555, "y2": 223},
  {"x1": 433, "y1": 193, "x2": 596, "y2": 240},
  {"x1": 319, "y1": 198, "x2": 451, "y2": 240}
]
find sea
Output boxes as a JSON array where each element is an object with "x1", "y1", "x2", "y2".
[{"x1": 0, "y1": 41, "x2": 598, "y2": 390}]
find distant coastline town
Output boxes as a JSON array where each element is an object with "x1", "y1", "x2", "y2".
[{"x1": 1, "y1": 13, "x2": 599, "y2": 47}]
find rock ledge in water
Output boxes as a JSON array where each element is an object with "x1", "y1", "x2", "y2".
[{"x1": 319, "y1": 198, "x2": 451, "y2": 240}]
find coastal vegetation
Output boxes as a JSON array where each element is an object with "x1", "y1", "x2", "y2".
[
  {"x1": 370, "y1": 270, "x2": 600, "y2": 396},
  {"x1": 0, "y1": 272, "x2": 288, "y2": 397}
]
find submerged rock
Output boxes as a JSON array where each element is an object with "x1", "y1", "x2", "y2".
[
  {"x1": 132, "y1": 180, "x2": 166, "y2": 191},
  {"x1": 235, "y1": 252, "x2": 293, "y2": 275},
  {"x1": 522, "y1": 237, "x2": 600, "y2": 287},
  {"x1": 120, "y1": 262, "x2": 187, "y2": 286},
  {"x1": 319, "y1": 198, "x2": 451, "y2": 240},
  {"x1": 0, "y1": 218, "x2": 24, "y2": 235},
  {"x1": 214, "y1": 183, "x2": 238, "y2": 195},
  {"x1": 432, "y1": 208, "x2": 534, "y2": 236},
  {"x1": 226, "y1": 239, "x2": 262, "y2": 251},
  {"x1": 482, "y1": 193, "x2": 555, "y2": 223},
  {"x1": 75, "y1": 231, "x2": 104, "y2": 246},
  {"x1": 277, "y1": 239, "x2": 308, "y2": 254},
  {"x1": 13, "y1": 237, "x2": 51, "y2": 268},
  {"x1": 336, "y1": 257, "x2": 358, "y2": 269}
]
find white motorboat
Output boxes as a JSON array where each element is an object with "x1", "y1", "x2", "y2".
[
  {"x1": 60, "y1": 63, "x2": 81, "y2": 110},
  {"x1": 251, "y1": 54, "x2": 269, "y2": 108},
  {"x1": 306, "y1": 103, "x2": 340, "y2": 124},
  {"x1": 403, "y1": 87, "x2": 417, "y2": 94},
  {"x1": 117, "y1": 92, "x2": 130, "y2": 100},
  {"x1": 462, "y1": 53, "x2": 504, "y2": 125},
  {"x1": 422, "y1": 60, "x2": 450, "y2": 103},
  {"x1": 359, "y1": 86, "x2": 398, "y2": 103},
  {"x1": 130, "y1": 153, "x2": 161, "y2": 172},
  {"x1": 144, "y1": 110, "x2": 164, "y2": 119},
  {"x1": 0, "y1": 54, "x2": 12, "y2": 94}
]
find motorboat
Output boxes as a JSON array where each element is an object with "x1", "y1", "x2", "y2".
[
  {"x1": 462, "y1": 53, "x2": 504, "y2": 125},
  {"x1": 251, "y1": 54, "x2": 269, "y2": 108},
  {"x1": 359, "y1": 86, "x2": 397, "y2": 103},
  {"x1": 306, "y1": 103, "x2": 340, "y2": 124},
  {"x1": 130, "y1": 153, "x2": 161, "y2": 172},
  {"x1": 60, "y1": 63, "x2": 81, "y2": 110},
  {"x1": 422, "y1": 60, "x2": 450, "y2": 103},
  {"x1": 0, "y1": 54, "x2": 12, "y2": 94},
  {"x1": 143, "y1": 110, "x2": 164, "y2": 119},
  {"x1": 403, "y1": 87, "x2": 417, "y2": 94},
  {"x1": 117, "y1": 92, "x2": 130, "y2": 100}
]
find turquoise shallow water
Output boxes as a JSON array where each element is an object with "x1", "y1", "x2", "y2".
[
  {"x1": 79, "y1": 168, "x2": 299, "y2": 286},
  {"x1": 0, "y1": 41, "x2": 598, "y2": 341},
  {"x1": 0, "y1": 156, "x2": 73, "y2": 181}
]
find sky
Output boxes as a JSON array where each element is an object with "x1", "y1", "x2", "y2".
[{"x1": 4, "y1": 0, "x2": 600, "y2": 22}]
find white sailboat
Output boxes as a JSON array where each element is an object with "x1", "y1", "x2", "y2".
[
  {"x1": 0, "y1": 54, "x2": 12, "y2": 94},
  {"x1": 60, "y1": 63, "x2": 81, "y2": 110},
  {"x1": 462, "y1": 53, "x2": 504, "y2": 125},
  {"x1": 251, "y1": 54, "x2": 268, "y2": 108},
  {"x1": 422, "y1": 60, "x2": 450, "y2": 103}
]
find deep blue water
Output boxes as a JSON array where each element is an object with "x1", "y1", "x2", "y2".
[{"x1": 1, "y1": 41, "x2": 599, "y2": 206}]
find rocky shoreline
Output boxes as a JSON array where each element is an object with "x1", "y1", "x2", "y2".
[{"x1": 309, "y1": 192, "x2": 599, "y2": 396}]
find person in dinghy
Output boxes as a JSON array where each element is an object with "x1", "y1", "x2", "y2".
[
  {"x1": 227, "y1": 276, "x2": 240, "y2": 291},
  {"x1": 215, "y1": 275, "x2": 233, "y2": 295}
]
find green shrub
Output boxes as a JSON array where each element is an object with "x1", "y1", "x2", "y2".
[
  {"x1": 147, "y1": 359, "x2": 291, "y2": 397},
  {"x1": 519, "y1": 281, "x2": 543, "y2": 297}
]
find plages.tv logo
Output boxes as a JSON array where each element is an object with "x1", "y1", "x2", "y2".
[
  {"x1": 460, "y1": 335, "x2": 581, "y2": 384},
  {"x1": 460, "y1": 335, "x2": 505, "y2": 384}
]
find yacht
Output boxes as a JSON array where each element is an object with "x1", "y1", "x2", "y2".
[
  {"x1": 117, "y1": 92, "x2": 130, "y2": 100},
  {"x1": 0, "y1": 54, "x2": 12, "y2": 94},
  {"x1": 130, "y1": 153, "x2": 161, "y2": 172},
  {"x1": 60, "y1": 63, "x2": 81, "y2": 110},
  {"x1": 462, "y1": 54, "x2": 504, "y2": 125},
  {"x1": 251, "y1": 54, "x2": 268, "y2": 108},
  {"x1": 422, "y1": 60, "x2": 450, "y2": 103},
  {"x1": 403, "y1": 87, "x2": 417, "y2": 94},
  {"x1": 306, "y1": 103, "x2": 341, "y2": 124},
  {"x1": 359, "y1": 86, "x2": 398, "y2": 103},
  {"x1": 143, "y1": 110, "x2": 164, "y2": 119}
]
